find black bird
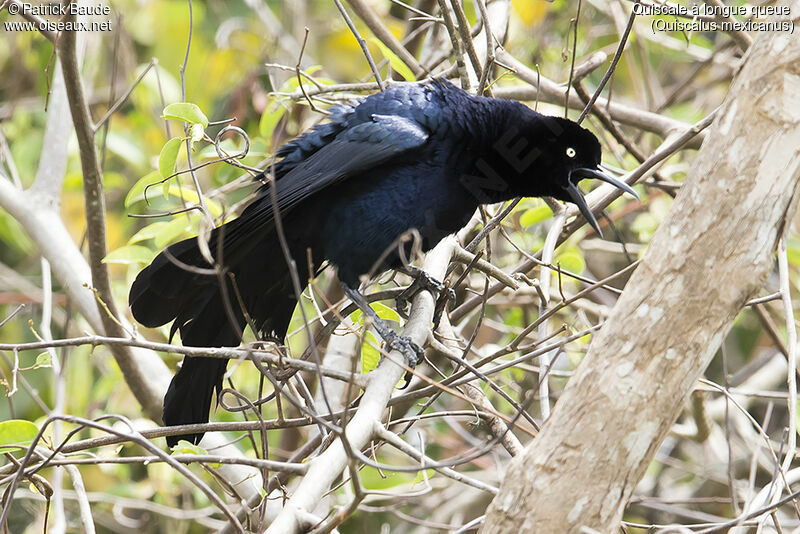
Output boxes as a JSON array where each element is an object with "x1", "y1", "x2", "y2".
[{"x1": 129, "y1": 79, "x2": 636, "y2": 446}]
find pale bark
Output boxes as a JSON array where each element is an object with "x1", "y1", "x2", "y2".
[
  {"x1": 265, "y1": 237, "x2": 458, "y2": 534},
  {"x1": 482, "y1": 13, "x2": 800, "y2": 534}
]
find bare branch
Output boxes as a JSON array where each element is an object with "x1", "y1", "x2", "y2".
[
  {"x1": 347, "y1": 0, "x2": 426, "y2": 78},
  {"x1": 265, "y1": 237, "x2": 458, "y2": 533}
]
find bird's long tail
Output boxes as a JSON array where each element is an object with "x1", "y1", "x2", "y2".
[{"x1": 129, "y1": 217, "x2": 303, "y2": 447}]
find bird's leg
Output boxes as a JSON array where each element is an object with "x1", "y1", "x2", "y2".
[
  {"x1": 342, "y1": 284, "x2": 424, "y2": 369},
  {"x1": 395, "y1": 267, "x2": 456, "y2": 326}
]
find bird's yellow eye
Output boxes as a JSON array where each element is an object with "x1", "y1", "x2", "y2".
[{"x1": 566, "y1": 147, "x2": 576, "y2": 158}]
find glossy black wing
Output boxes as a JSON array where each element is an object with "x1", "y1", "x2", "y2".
[{"x1": 221, "y1": 113, "x2": 430, "y2": 251}]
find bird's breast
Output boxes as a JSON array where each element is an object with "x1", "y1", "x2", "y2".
[{"x1": 313, "y1": 161, "x2": 475, "y2": 285}]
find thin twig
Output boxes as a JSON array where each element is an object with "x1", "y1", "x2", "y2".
[
  {"x1": 295, "y1": 28, "x2": 321, "y2": 112},
  {"x1": 334, "y1": 0, "x2": 384, "y2": 90},
  {"x1": 577, "y1": 0, "x2": 639, "y2": 124}
]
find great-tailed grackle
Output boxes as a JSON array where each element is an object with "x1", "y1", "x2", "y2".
[{"x1": 129, "y1": 79, "x2": 636, "y2": 446}]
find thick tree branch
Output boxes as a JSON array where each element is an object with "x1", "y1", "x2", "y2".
[{"x1": 482, "y1": 16, "x2": 800, "y2": 533}]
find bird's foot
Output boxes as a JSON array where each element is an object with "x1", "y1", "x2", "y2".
[
  {"x1": 381, "y1": 329, "x2": 424, "y2": 368},
  {"x1": 341, "y1": 283, "x2": 424, "y2": 388},
  {"x1": 382, "y1": 330, "x2": 423, "y2": 390},
  {"x1": 396, "y1": 268, "x2": 456, "y2": 324},
  {"x1": 367, "y1": 314, "x2": 422, "y2": 389}
]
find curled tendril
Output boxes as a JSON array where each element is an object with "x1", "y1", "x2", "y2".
[{"x1": 215, "y1": 124, "x2": 250, "y2": 161}]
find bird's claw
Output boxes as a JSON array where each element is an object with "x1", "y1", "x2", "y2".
[
  {"x1": 382, "y1": 330, "x2": 423, "y2": 389},
  {"x1": 384, "y1": 330, "x2": 424, "y2": 368},
  {"x1": 395, "y1": 268, "x2": 454, "y2": 319},
  {"x1": 432, "y1": 287, "x2": 456, "y2": 329}
]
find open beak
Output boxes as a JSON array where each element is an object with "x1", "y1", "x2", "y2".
[{"x1": 564, "y1": 168, "x2": 639, "y2": 236}]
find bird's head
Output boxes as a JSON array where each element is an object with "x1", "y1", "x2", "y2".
[{"x1": 481, "y1": 111, "x2": 638, "y2": 234}]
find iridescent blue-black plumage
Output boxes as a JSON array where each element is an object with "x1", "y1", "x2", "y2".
[{"x1": 129, "y1": 79, "x2": 626, "y2": 446}]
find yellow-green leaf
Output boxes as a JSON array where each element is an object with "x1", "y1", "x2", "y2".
[
  {"x1": 412, "y1": 469, "x2": 435, "y2": 487},
  {"x1": 555, "y1": 249, "x2": 586, "y2": 274},
  {"x1": 370, "y1": 38, "x2": 416, "y2": 81},
  {"x1": 519, "y1": 205, "x2": 552, "y2": 227},
  {"x1": 171, "y1": 440, "x2": 220, "y2": 467},
  {"x1": 33, "y1": 352, "x2": 52, "y2": 369},
  {"x1": 512, "y1": 0, "x2": 547, "y2": 26},
  {"x1": 128, "y1": 221, "x2": 171, "y2": 245},
  {"x1": 361, "y1": 331, "x2": 380, "y2": 374},
  {"x1": 158, "y1": 137, "x2": 182, "y2": 179},
  {"x1": 259, "y1": 96, "x2": 287, "y2": 141},
  {"x1": 162, "y1": 102, "x2": 209, "y2": 127},
  {"x1": 0, "y1": 420, "x2": 39, "y2": 452},
  {"x1": 103, "y1": 245, "x2": 157, "y2": 265},
  {"x1": 145, "y1": 182, "x2": 223, "y2": 218},
  {"x1": 125, "y1": 171, "x2": 162, "y2": 207},
  {"x1": 787, "y1": 239, "x2": 800, "y2": 266},
  {"x1": 350, "y1": 303, "x2": 401, "y2": 326},
  {"x1": 171, "y1": 440, "x2": 207, "y2": 455},
  {"x1": 153, "y1": 216, "x2": 195, "y2": 249},
  {"x1": 372, "y1": 302, "x2": 401, "y2": 323}
]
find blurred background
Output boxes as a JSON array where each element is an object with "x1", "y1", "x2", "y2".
[{"x1": 1, "y1": 0, "x2": 793, "y2": 532}]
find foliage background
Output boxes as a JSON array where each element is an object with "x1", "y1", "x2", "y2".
[{"x1": 1, "y1": 0, "x2": 796, "y2": 532}]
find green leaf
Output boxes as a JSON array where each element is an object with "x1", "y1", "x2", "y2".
[
  {"x1": 189, "y1": 124, "x2": 206, "y2": 143},
  {"x1": 276, "y1": 65, "x2": 326, "y2": 94},
  {"x1": 361, "y1": 331, "x2": 380, "y2": 374},
  {"x1": 796, "y1": 399, "x2": 800, "y2": 436},
  {"x1": 128, "y1": 221, "x2": 171, "y2": 245},
  {"x1": 158, "y1": 137, "x2": 183, "y2": 179},
  {"x1": 33, "y1": 352, "x2": 52, "y2": 369},
  {"x1": 555, "y1": 249, "x2": 586, "y2": 274},
  {"x1": 103, "y1": 171, "x2": 127, "y2": 189},
  {"x1": 350, "y1": 303, "x2": 400, "y2": 326},
  {"x1": 0, "y1": 420, "x2": 39, "y2": 452},
  {"x1": 370, "y1": 38, "x2": 416, "y2": 81},
  {"x1": 153, "y1": 216, "x2": 196, "y2": 249},
  {"x1": 519, "y1": 205, "x2": 553, "y2": 227},
  {"x1": 171, "y1": 440, "x2": 220, "y2": 467},
  {"x1": 133, "y1": 180, "x2": 222, "y2": 218},
  {"x1": 125, "y1": 171, "x2": 162, "y2": 207},
  {"x1": 170, "y1": 440, "x2": 207, "y2": 455},
  {"x1": 412, "y1": 469, "x2": 435, "y2": 487},
  {"x1": 371, "y1": 302, "x2": 401, "y2": 323},
  {"x1": 162, "y1": 102, "x2": 209, "y2": 127},
  {"x1": 259, "y1": 96, "x2": 287, "y2": 142},
  {"x1": 164, "y1": 182, "x2": 201, "y2": 205},
  {"x1": 102, "y1": 245, "x2": 157, "y2": 265}
]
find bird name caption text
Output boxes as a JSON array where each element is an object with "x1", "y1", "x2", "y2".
[
  {"x1": 636, "y1": 3, "x2": 795, "y2": 34},
  {"x1": 4, "y1": 2, "x2": 113, "y2": 32}
]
